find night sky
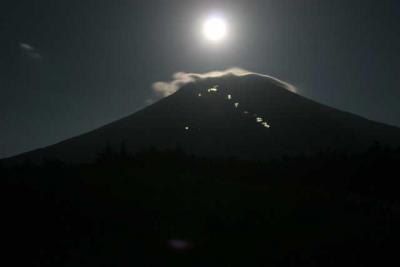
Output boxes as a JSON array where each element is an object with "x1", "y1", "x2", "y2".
[{"x1": 1, "y1": 0, "x2": 399, "y2": 158}]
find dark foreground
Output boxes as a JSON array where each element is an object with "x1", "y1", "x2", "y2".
[{"x1": 2, "y1": 144, "x2": 400, "y2": 266}]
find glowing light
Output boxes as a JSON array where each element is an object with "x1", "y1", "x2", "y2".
[
  {"x1": 167, "y1": 239, "x2": 191, "y2": 251},
  {"x1": 198, "y1": 93, "x2": 202, "y2": 97},
  {"x1": 234, "y1": 102, "x2": 239, "y2": 108},
  {"x1": 227, "y1": 94, "x2": 232, "y2": 100},
  {"x1": 185, "y1": 126, "x2": 189, "y2": 130},
  {"x1": 203, "y1": 16, "x2": 227, "y2": 42},
  {"x1": 207, "y1": 86, "x2": 218, "y2": 93},
  {"x1": 256, "y1": 117, "x2": 263, "y2": 123},
  {"x1": 262, "y1": 122, "x2": 271, "y2": 128}
]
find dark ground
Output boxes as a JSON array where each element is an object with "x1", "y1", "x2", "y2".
[{"x1": 2, "y1": 143, "x2": 400, "y2": 266}]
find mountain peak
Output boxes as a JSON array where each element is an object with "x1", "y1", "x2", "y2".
[
  {"x1": 176, "y1": 72, "x2": 297, "y2": 96},
  {"x1": 3, "y1": 73, "x2": 400, "y2": 164}
]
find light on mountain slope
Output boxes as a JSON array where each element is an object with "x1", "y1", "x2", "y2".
[
  {"x1": 207, "y1": 86, "x2": 218, "y2": 93},
  {"x1": 262, "y1": 122, "x2": 271, "y2": 128},
  {"x1": 194, "y1": 85, "x2": 271, "y2": 129}
]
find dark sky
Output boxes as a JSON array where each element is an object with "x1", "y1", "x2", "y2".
[{"x1": 1, "y1": 0, "x2": 399, "y2": 158}]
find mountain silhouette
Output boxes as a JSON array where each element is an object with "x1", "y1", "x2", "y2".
[{"x1": 4, "y1": 74, "x2": 400, "y2": 164}]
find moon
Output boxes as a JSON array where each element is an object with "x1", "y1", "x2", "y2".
[{"x1": 203, "y1": 16, "x2": 228, "y2": 42}]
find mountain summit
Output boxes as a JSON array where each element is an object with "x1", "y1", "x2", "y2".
[{"x1": 4, "y1": 74, "x2": 400, "y2": 164}]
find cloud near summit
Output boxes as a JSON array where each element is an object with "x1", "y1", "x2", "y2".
[
  {"x1": 19, "y1": 42, "x2": 42, "y2": 59},
  {"x1": 150, "y1": 68, "x2": 297, "y2": 102}
]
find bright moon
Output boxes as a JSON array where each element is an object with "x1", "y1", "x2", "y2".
[{"x1": 203, "y1": 17, "x2": 227, "y2": 42}]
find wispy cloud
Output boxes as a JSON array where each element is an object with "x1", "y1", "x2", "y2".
[
  {"x1": 19, "y1": 42, "x2": 42, "y2": 59},
  {"x1": 149, "y1": 68, "x2": 297, "y2": 103},
  {"x1": 20, "y1": 43, "x2": 35, "y2": 51}
]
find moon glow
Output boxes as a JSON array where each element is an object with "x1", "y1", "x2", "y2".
[{"x1": 203, "y1": 16, "x2": 228, "y2": 42}]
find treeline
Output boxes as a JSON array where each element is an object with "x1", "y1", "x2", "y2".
[
  {"x1": 3, "y1": 142, "x2": 399, "y2": 199},
  {"x1": 1, "y1": 143, "x2": 400, "y2": 266}
]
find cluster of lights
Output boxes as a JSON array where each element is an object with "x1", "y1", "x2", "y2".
[{"x1": 187, "y1": 85, "x2": 272, "y2": 130}]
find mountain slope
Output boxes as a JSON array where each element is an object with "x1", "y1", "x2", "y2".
[{"x1": 4, "y1": 74, "x2": 400, "y2": 164}]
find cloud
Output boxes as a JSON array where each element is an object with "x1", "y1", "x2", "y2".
[
  {"x1": 19, "y1": 42, "x2": 42, "y2": 59},
  {"x1": 150, "y1": 68, "x2": 297, "y2": 101},
  {"x1": 20, "y1": 43, "x2": 35, "y2": 51}
]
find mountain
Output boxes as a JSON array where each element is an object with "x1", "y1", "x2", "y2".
[{"x1": 3, "y1": 74, "x2": 400, "y2": 164}]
